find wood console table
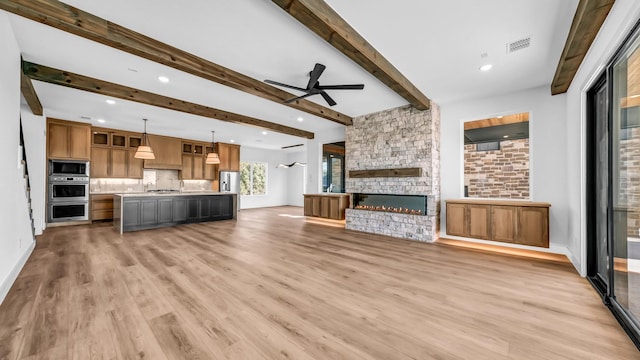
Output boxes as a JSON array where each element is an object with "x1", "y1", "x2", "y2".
[{"x1": 445, "y1": 199, "x2": 550, "y2": 248}]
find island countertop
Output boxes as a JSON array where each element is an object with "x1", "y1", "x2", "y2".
[{"x1": 113, "y1": 191, "x2": 236, "y2": 198}]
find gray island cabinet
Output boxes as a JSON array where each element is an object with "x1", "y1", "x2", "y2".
[{"x1": 113, "y1": 192, "x2": 237, "y2": 233}]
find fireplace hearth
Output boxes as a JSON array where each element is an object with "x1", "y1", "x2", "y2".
[{"x1": 352, "y1": 193, "x2": 427, "y2": 216}]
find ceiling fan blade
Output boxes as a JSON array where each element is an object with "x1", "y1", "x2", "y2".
[
  {"x1": 306, "y1": 63, "x2": 326, "y2": 90},
  {"x1": 320, "y1": 91, "x2": 337, "y2": 106},
  {"x1": 284, "y1": 92, "x2": 314, "y2": 103},
  {"x1": 316, "y1": 84, "x2": 365, "y2": 90},
  {"x1": 264, "y1": 79, "x2": 307, "y2": 92}
]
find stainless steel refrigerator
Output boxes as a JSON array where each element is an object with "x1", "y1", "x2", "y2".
[{"x1": 219, "y1": 171, "x2": 240, "y2": 211}]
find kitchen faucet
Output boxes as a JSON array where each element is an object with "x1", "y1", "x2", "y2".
[{"x1": 179, "y1": 180, "x2": 184, "y2": 193}]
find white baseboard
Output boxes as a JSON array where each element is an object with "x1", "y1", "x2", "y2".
[{"x1": 0, "y1": 241, "x2": 35, "y2": 306}]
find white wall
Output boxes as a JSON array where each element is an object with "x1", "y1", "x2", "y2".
[
  {"x1": 0, "y1": 13, "x2": 36, "y2": 304},
  {"x1": 565, "y1": 0, "x2": 640, "y2": 275},
  {"x1": 20, "y1": 105, "x2": 47, "y2": 235},
  {"x1": 306, "y1": 127, "x2": 345, "y2": 193},
  {"x1": 440, "y1": 86, "x2": 570, "y2": 256},
  {"x1": 286, "y1": 150, "x2": 306, "y2": 206},
  {"x1": 239, "y1": 146, "x2": 289, "y2": 209}
]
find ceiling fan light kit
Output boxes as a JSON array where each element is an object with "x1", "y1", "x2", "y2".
[{"x1": 265, "y1": 63, "x2": 364, "y2": 106}]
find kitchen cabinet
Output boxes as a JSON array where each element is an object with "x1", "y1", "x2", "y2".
[
  {"x1": 110, "y1": 149, "x2": 128, "y2": 178},
  {"x1": 91, "y1": 147, "x2": 110, "y2": 178},
  {"x1": 216, "y1": 142, "x2": 240, "y2": 172},
  {"x1": 445, "y1": 199, "x2": 550, "y2": 248},
  {"x1": 181, "y1": 141, "x2": 209, "y2": 180},
  {"x1": 127, "y1": 151, "x2": 144, "y2": 179},
  {"x1": 303, "y1": 194, "x2": 350, "y2": 220},
  {"x1": 91, "y1": 194, "x2": 114, "y2": 221},
  {"x1": 91, "y1": 147, "x2": 142, "y2": 179},
  {"x1": 181, "y1": 154, "x2": 194, "y2": 180},
  {"x1": 114, "y1": 194, "x2": 236, "y2": 233},
  {"x1": 47, "y1": 118, "x2": 91, "y2": 160},
  {"x1": 92, "y1": 130, "x2": 110, "y2": 147},
  {"x1": 144, "y1": 135, "x2": 182, "y2": 170}
]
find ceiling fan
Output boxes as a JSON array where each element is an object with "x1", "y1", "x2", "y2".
[{"x1": 265, "y1": 63, "x2": 364, "y2": 106}]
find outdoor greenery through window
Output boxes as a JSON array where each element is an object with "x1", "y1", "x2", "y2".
[{"x1": 240, "y1": 162, "x2": 267, "y2": 196}]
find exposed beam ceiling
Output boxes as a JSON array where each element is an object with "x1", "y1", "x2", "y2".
[
  {"x1": 23, "y1": 61, "x2": 315, "y2": 139},
  {"x1": 0, "y1": 0, "x2": 352, "y2": 126},
  {"x1": 551, "y1": 0, "x2": 615, "y2": 95},
  {"x1": 464, "y1": 112, "x2": 529, "y2": 130},
  {"x1": 272, "y1": 0, "x2": 431, "y2": 111},
  {"x1": 19, "y1": 57, "x2": 43, "y2": 116}
]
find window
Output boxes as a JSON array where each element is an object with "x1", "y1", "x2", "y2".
[
  {"x1": 463, "y1": 112, "x2": 530, "y2": 199},
  {"x1": 240, "y1": 162, "x2": 267, "y2": 196},
  {"x1": 322, "y1": 141, "x2": 345, "y2": 192}
]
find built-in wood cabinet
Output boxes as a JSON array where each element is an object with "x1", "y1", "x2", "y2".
[
  {"x1": 216, "y1": 142, "x2": 240, "y2": 172},
  {"x1": 181, "y1": 141, "x2": 214, "y2": 180},
  {"x1": 90, "y1": 147, "x2": 110, "y2": 178},
  {"x1": 47, "y1": 118, "x2": 91, "y2": 160},
  {"x1": 445, "y1": 199, "x2": 550, "y2": 248},
  {"x1": 304, "y1": 194, "x2": 350, "y2": 220},
  {"x1": 143, "y1": 135, "x2": 182, "y2": 170},
  {"x1": 91, "y1": 194, "x2": 114, "y2": 221}
]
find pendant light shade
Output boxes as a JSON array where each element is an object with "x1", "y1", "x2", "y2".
[
  {"x1": 134, "y1": 118, "x2": 155, "y2": 159},
  {"x1": 206, "y1": 131, "x2": 220, "y2": 165}
]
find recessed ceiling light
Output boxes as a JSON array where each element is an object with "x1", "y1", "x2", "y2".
[
  {"x1": 105, "y1": 99, "x2": 116, "y2": 105},
  {"x1": 297, "y1": 117, "x2": 304, "y2": 122},
  {"x1": 158, "y1": 76, "x2": 170, "y2": 83},
  {"x1": 97, "y1": 119, "x2": 106, "y2": 123},
  {"x1": 230, "y1": 139, "x2": 235, "y2": 143},
  {"x1": 631, "y1": 95, "x2": 640, "y2": 99},
  {"x1": 480, "y1": 64, "x2": 493, "y2": 72},
  {"x1": 503, "y1": 135, "x2": 509, "y2": 138},
  {"x1": 496, "y1": 115, "x2": 504, "y2": 119},
  {"x1": 262, "y1": 131, "x2": 268, "y2": 135}
]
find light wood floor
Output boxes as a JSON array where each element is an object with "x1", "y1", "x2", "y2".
[{"x1": 0, "y1": 206, "x2": 637, "y2": 359}]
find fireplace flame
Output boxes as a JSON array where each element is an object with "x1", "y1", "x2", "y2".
[{"x1": 354, "y1": 205, "x2": 423, "y2": 215}]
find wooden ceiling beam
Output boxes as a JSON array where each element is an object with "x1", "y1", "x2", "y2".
[
  {"x1": 20, "y1": 59, "x2": 43, "y2": 115},
  {"x1": 271, "y1": 0, "x2": 431, "y2": 110},
  {"x1": 22, "y1": 61, "x2": 314, "y2": 139},
  {"x1": 551, "y1": 0, "x2": 615, "y2": 95},
  {"x1": 0, "y1": 0, "x2": 352, "y2": 126}
]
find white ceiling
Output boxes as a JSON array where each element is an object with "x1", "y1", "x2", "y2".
[{"x1": 7, "y1": 0, "x2": 578, "y2": 150}]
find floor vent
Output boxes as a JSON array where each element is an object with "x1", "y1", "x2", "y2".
[{"x1": 507, "y1": 36, "x2": 532, "y2": 53}]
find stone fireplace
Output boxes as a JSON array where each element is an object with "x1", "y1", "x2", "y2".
[{"x1": 345, "y1": 104, "x2": 440, "y2": 242}]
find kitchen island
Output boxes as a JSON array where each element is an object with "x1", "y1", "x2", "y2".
[{"x1": 113, "y1": 191, "x2": 237, "y2": 233}]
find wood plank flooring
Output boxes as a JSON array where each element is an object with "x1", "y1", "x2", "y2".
[{"x1": 0, "y1": 206, "x2": 637, "y2": 359}]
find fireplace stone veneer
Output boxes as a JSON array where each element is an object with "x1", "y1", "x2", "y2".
[{"x1": 345, "y1": 104, "x2": 440, "y2": 242}]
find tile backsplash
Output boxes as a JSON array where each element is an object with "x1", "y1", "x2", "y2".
[{"x1": 91, "y1": 170, "x2": 213, "y2": 193}]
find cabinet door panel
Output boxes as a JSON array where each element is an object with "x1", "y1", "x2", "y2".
[
  {"x1": 128, "y1": 151, "x2": 144, "y2": 179},
  {"x1": 517, "y1": 207, "x2": 549, "y2": 247},
  {"x1": 446, "y1": 203, "x2": 468, "y2": 237},
  {"x1": 219, "y1": 196, "x2": 232, "y2": 217},
  {"x1": 181, "y1": 154, "x2": 193, "y2": 180},
  {"x1": 199, "y1": 198, "x2": 211, "y2": 219},
  {"x1": 48, "y1": 122, "x2": 69, "y2": 158},
  {"x1": 229, "y1": 145, "x2": 240, "y2": 172},
  {"x1": 468, "y1": 205, "x2": 491, "y2": 240},
  {"x1": 304, "y1": 197, "x2": 313, "y2": 216},
  {"x1": 491, "y1": 206, "x2": 517, "y2": 243},
  {"x1": 140, "y1": 200, "x2": 158, "y2": 225},
  {"x1": 320, "y1": 197, "x2": 330, "y2": 218},
  {"x1": 158, "y1": 199, "x2": 173, "y2": 223},
  {"x1": 69, "y1": 125, "x2": 90, "y2": 159},
  {"x1": 111, "y1": 149, "x2": 128, "y2": 178},
  {"x1": 312, "y1": 197, "x2": 321, "y2": 217},
  {"x1": 123, "y1": 201, "x2": 141, "y2": 227},
  {"x1": 91, "y1": 147, "x2": 110, "y2": 178},
  {"x1": 173, "y1": 199, "x2": 187, "y2": 222},
  {"x1": 193, "y1": 156, "x2": 204, "y2": 179},
  {"x1": 187, "y1": 199, "x2": 199, "y2": 220}
]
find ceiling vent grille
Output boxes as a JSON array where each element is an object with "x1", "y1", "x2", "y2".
[{"x1": 507, "y1": 36, "x2": 532, "y2": 53}]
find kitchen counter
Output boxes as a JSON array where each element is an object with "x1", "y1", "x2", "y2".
[{"x1": 114, "y1": 192, "x2": 237, "y2": 233}]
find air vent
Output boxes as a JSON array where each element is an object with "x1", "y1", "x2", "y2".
[
  {"x1": 476, "y1": 142, "x2": 500, "y2": 152},
  {"x1": 282, "y1": 143, "x2": 304, "y2": 149},
  {"x1": 507, "y1": 36, "x2": 532, "y2": 53},
  {"x1": 80, "y1": 116, "x2": 91, "y2": 120}
]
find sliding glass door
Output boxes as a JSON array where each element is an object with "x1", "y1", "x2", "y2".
[{"x1": 587, "y1": 21, "x2": 640, "y2": 347}]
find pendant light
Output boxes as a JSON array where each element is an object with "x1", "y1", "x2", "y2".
[
  {"x1": 206, "y1": 131, "x2": 220, "y2": 164},
  {"x1": 134, "y1": 118, "x2": 155, "y2": 159}
]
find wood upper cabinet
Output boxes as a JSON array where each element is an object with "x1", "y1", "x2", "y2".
[
  {"x1": 90, "y1": 147, "x2": 109, "y2": 178},
  {"x1": 446, "y1": 200, "x2": 551, "y2": 248},
  {"x1": 127, "y1": 151, "x2": 144, "y2": 179},
  {"x1": 181, "y1": 154, "x2": 194, "y2": 180},
  {"x1": 216, "y1": 142, "x2": 240, "y2": 172},
  {"x1": 47, "y1": 118, "x2": 91, "y2": 160},
  {"x1": 143, "y1": 135, "x2": 182, "y2": 170},
  {"x1": 181, "y1": 141, "x2": 208, "y2": 180},
  {"x1": 110, "y1": 149, "x2": 128, "y2": 178},
  {"x1": 193, "y1": 155, "x2": 204, "y2": 179}
]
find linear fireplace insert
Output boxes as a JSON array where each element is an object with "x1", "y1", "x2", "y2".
[{"x1": 352, "y1": 193, "x2": 428, "y2": 216}]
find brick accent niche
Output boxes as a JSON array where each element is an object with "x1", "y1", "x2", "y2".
[
  {"x1": 345, "y1": 104, "x2": 440, "y2": 242},
  {"x1": 464, "y1": 139, "x2": 530, "y2": 199}
]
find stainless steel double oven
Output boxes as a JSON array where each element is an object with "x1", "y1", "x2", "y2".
[{"x1": 47, "y1": 160, "x2": 90, "y2": 222}]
